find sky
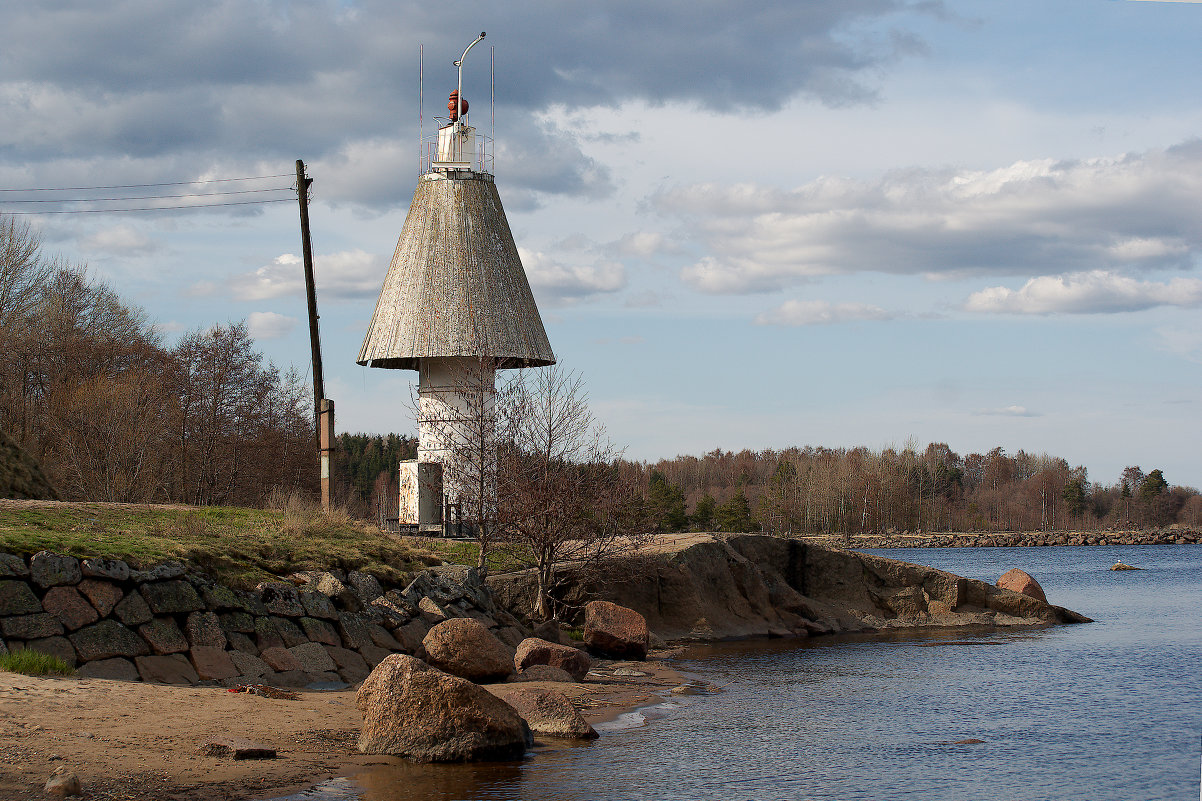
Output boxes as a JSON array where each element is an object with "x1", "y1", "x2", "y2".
[{"x1": 1, "y1": 0, "x2": 1200, "y2": 489}]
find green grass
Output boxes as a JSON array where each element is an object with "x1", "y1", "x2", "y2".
[
  {"x1": 417, "y1": 539, "x2": 531, "y2": 574},
  {"x1": 0, "y1": 650, "x2": 74, "y2": 677},
  {"x1": 0, "y1": 497, "x2": 446, "y2": 589}
]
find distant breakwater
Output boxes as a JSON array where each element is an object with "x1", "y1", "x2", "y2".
[{"x1": 794, "y1": 528, "x2": 1200, "y2": 549}]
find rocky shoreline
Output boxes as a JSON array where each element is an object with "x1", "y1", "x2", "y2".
[
  {"x1": 795, "y1": 528, "x2": 1200, "y2": 549},
  {"x1": 488, "y1": 534, "x2": 1091, "y2": 641},
  {"x1": 0, "y1": 535, "x2": 1093, "y2": 798}
]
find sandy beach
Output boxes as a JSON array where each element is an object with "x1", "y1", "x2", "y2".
[{"x1": 0, "y1": 654, "x2": 686, "y2": 800}]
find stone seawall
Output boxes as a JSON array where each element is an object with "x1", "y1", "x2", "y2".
[
  {"x1": 0, "y1": 551, "x2": 528, "y2": 686},
  {"x1": 798, "y1": 528, "x2": 1200, "y2": 549},
  {"x1": 487, "y1": 534, "x2": 1090, "y2": 642}
]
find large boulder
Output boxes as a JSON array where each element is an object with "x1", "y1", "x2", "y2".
[
  {"x1": 423, "y1": 618, "x2": 514, "y2": 682},
  {"x1": 488, "y1": 686, "x2": 598, "y2": 740},
  {"x1": 583, "y1": 601, "x2": 649, "y2": 660},
  {"x1": 514, "y1": 638, "x2": 591, "y2": 681},
  {"x1": 356, "y1": 654, "x2": 531, "y2": 762},
  {"x1": 995, "y1": 569, "x2": 1048, "y2": 603}
]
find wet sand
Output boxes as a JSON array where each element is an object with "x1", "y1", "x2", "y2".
[{"x1": 0, "y1": 654, "x2": 686, "y2": 801}]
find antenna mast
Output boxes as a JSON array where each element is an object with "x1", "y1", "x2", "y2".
[{"x1": 418, "y1": 44, "x2": 424, "y2": 176}]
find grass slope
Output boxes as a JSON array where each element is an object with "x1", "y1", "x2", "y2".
[{"x1": 0, "y1": 498, "x2": 445, "y2": 589}]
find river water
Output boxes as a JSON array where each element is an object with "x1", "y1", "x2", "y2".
[{"x1": 278, "y1": 544, "x2": 1202, "y2": 801}]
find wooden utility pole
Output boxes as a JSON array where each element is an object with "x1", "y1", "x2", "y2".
[{"x1": 296, "y1": 159, "x2": 333, "y2": 511}]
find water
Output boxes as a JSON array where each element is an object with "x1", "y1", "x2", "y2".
[{"x1": 279, "y1": 545, "x2": 1202, "y2": 801}]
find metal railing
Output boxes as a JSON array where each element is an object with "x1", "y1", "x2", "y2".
[{"x1": 421, "y1": 124, "x2": 494, "y2": 175}]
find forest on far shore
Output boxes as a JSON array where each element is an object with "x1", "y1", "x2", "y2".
[{"x1": 335, "y1": 433, "x2": 1200, "y2": 536}]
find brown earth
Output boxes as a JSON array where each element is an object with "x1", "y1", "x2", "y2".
[{"x1": 0, "y1": 653, "x2": 685, "y2": 800}]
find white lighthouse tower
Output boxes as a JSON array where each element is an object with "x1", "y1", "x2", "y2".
[{"x1": 357, "y1": 33, "x2": 555, "y2": 533}]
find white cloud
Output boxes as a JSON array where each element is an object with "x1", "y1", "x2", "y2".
[
  {"x1": 232, "y1": 250, "x2": 384, "y2": 301},
  {"x1": 975, "y1": 405, "x2": 1041, "y2": 418},
  {"x1": 609, "y1": 231, "x2": 669, "y2": 258},
  {"x1": 754, "y1": 299, "x2": 893, "y2": 326},
  {"x1": 246, "y1": 311, "x2": 297, "y2": 340},
  {"x1": 78, "y1": 224, "x2": 159, "y2": 257},
  {"x1": 151, "y1": 320, "x2": 187, "y2": 335},
  {"x1": 519, "y1": 248, "x2": 626, "y2": 303},
  {"x1": 658, "y1": 141, "x2": 1202, "y2": 293},
  {"x1": 964, "y1": 270, "x2": 1202, "y2": 314}
]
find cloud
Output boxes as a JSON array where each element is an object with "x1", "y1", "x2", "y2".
[
  {"x1": 186, "y1": 281, "x2": 217, "y2": 297},
  {"x1": 754, "y1": 299, "x2": 894, "y2": 326},
  {"x1": 659, "y1": 141, "x2": 1202, "y2": 293},
  {"x1": 151, "y1": 320, "x2": 187, "y2": 335},
  {"x1": 608, "y1": 231, "x2": 670, "y2": 258},
  {"x1": 519, "y1": 248, "x2": 626, "y2": 302},
  {"x1": 974, "y1": 405, "x2": 1041, "y2": 418},
  {"x1": 77, "y1": 224, "x2": 159, "y2": 256},
  {"x1": 232, "y1": 250, "x2": 384, "y2": 301},
  {"x1": 494, "y1": 117, "x2": 614, "y2": 206},
  {"x1": 311, "y1": 117, "x2": 612, "y2": 209},
  {"x1": 246, "y1": 311, "x2": 297, "y2": 340},
  {"x1": 0, "y1": 3, "x2": 932, "y2": 212},
  {"x1": 964, "y1": 270, "x2": 1202, "y2": 314}
]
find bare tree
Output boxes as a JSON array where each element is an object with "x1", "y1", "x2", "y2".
[{"x1": 497, "y1": 365, "x2": 647, "y2": 621}]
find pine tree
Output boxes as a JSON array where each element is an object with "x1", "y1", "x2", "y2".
[
  {"x1": 647, "y1": 470, "x2": 687, "y2": 532},
  {"x1": 715, "y1": 490, "x2": 754, "y2": 532}
]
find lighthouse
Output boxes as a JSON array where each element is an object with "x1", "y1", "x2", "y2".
[{"x1": 357, "y1": 33, "x2": 555, "y2": 533}]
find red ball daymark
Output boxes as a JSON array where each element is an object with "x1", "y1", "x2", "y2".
[{"x1": 448, "y1": 90, "x2": 469, "y2": 121}]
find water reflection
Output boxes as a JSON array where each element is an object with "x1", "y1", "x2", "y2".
[{"x1": 354, "y1": 758, "x2": 526, "y2": 801}]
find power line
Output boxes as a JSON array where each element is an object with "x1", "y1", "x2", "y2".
[
  {"x1": 0, "y1": 173, "x2": 294, "y2": 193},
  {"x1": 2, "y1": 187, "x2": 294, "y2": 204},
  {"x1": 0, "y1": 198, "x2": 296, "y2": 215}
]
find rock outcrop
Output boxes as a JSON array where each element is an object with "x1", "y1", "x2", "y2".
[
  {"x1": 422, "y1": 618, "x2": 514, "y2": 683},
  {"x1": 513, "y1": 637, "x2": 591, "y2": 681},
  {"x1": 583, "y1": 601, "x2": 649, "y2": 660},
  {"x1": 995, "y1": 569, "x2": 1047, "y2": 602},
  {"x1": 356, "y1": 654, "x2": 531, "y2": 762},
  {"x1": 488, "y1": 534, "x2": 1091, "y2": 641}
]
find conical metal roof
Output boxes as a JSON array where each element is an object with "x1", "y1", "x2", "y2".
[{"x1": 357, "y1": 170, "x2": 555, "y2": 370}]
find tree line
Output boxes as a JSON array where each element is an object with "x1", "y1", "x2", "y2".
[
  {"x1": 633, "y1": 444, "x2": 1201, "y2": 535},
  {"x1": 0, "y1": 215, "x2": 315, "y2": 504}
]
